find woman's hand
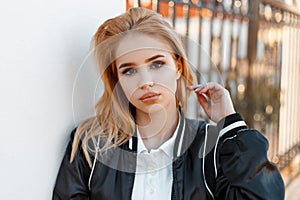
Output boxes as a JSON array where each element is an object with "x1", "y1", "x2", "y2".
[{"x1": 188, "y1": 82, "x2": 235, "y2": 122}]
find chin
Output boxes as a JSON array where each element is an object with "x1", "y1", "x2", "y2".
[{"x1": 138, "y1": 103, "x2": 166, "y2": 114}]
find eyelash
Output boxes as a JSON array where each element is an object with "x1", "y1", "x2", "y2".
[
  {"x1": 150, "y1": 61, "x2": 165, "y2": 69},
  {"x1": 122, "y1": 68, "x2": 137, "y2": 75},
  {"x1": 121, "y1": 61, "x2": 165, "y2": 75}
]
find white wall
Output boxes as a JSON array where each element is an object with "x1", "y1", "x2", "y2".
[{"x1": 0, "y1": 1, "x2": 125, "y2": 199}]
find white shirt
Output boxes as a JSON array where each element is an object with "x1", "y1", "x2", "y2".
[{"x1": 131, "y1": 121, "x2": 180, "y2": 200}]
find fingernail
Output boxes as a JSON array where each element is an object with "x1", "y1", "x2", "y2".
[
  {"x1": 195, "y1": 87, "x2": 201, "y2": 92},
  {"x1": 188, "y1": 85, "x2": 198, "y2": 90}
]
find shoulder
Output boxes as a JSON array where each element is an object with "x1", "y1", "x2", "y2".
[
  {"x1": 181, "y1": 117, "x2": 207, "y2": 152},
  {"x1": 184, "y1": 117, "x2": 206, "y2": 131},
  {"x1": 71, "y1": 117, "x2": 102, "y2": 144},
  {"x1": 68, "y1": 117, "x2": 100, "y2": 166}
]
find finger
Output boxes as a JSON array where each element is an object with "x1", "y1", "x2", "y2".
[
  {"x1": 195, "y1": 85, "x2": 213, "y2": 99},
  {"x1": 197, "y1": 88, "x2": 212, "y2": 99},
  {"x1": 196, "y1": 93, "x2": 211, "y2": 116},
  {"x1": 187, "y1": 84, "x2": 204, "y2": 91},
  {"x1": 189, "y1": 85, "x2": 211, "y2": 99},
  {"x1": 196, "y1": 83, "x2": 219, "y2": 93},
  {"x1": 186, "y1": 85, "x2": 196, "y2": 90},
  {"x1": 197, "y1": 83, "x2": 226, "y2": 101}
]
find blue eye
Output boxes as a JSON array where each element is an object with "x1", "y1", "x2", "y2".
[
  {"x1": 122, "y1": 68, "x2": 137, "y2": 75},
  {"x1": 150, "y1": 61, "x2": 165, "y2": 69}
]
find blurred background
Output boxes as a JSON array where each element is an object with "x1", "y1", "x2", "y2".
[{"x1": 127, "y1": 0, "x2": 299, "y2": 198}]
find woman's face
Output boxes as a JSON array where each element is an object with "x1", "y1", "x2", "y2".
[{"x1": 115, "y1": 33, "x2": 181, "y2": 114}]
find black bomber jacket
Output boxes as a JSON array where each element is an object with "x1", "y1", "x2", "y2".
[{"x1": 53, "y1": 113, "x2": 285, "y2": 200}]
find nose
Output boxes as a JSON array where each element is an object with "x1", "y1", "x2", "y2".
[
  {"x1": 140, "y1": 81, "x2": 154, "y2": 90},
  {"x1": 139, "y1": 68, "x2": 154, "y2": 90}
]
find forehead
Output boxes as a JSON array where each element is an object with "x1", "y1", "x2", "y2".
[{"x1": 115, "y1": 33, "x2": 173, "y2": 62}]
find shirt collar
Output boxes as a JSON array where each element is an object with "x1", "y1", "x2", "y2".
[{"x1": 136, "y1": 112, "x2": 181, "y2": 158}]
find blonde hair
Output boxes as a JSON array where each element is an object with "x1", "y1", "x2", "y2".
[{"x1": 70, "y1": 7, "x2": 196, "y2": 167}]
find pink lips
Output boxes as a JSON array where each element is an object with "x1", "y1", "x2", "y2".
[{"x1": 139, "y1": 92, "x2": 161, "y2": 103}]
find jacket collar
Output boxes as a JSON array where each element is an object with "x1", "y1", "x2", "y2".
[
  {"x1": 124, "y1": 110, "x2": 203, "y2": 160},
  {"x1": 125, "y1": 110, "x2": 185, "y2": 154}
]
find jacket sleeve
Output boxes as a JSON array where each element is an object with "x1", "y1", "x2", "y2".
[
  {"x1": 52, "y1": 129, "x2": 91, "y2": 200},
  {"x1": 214, "y1": 113, "x2": 285, "y2": 200}
]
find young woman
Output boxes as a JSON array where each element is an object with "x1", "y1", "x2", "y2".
[{"x1": 53, "y1": 7, "x2": 285, "y2": 200}]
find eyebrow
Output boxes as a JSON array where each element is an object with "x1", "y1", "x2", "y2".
[
  {"x1": 118, "y1": 54, "x2": 165, "y2": 69},
  {"x1": 145, "y1": 54, "x2": 165, "y2": 63}
]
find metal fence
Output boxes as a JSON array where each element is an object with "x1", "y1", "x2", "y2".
[{"x1": 128, "y1": 0, "x2": 300, "y2": 184}]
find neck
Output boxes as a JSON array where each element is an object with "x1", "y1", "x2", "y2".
[{"x1": 136, "y1": 103, "x2": 179, "y2": 150}]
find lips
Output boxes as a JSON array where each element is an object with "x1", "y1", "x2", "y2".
[{"x1": 139, "y1": 92, "x2": 161, "y2": 103}]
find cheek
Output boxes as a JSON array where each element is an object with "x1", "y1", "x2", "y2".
[
  {"x1": 154, "y1": 69, "x2": 178, "y2": 93},
  {"x1": 118, "y1": 76, "x2": 139, "y2": 100}
]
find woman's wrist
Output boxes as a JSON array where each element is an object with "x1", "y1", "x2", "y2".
[{"x1": 216, "y1": 113, "x2": 247, "y2": 138}]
